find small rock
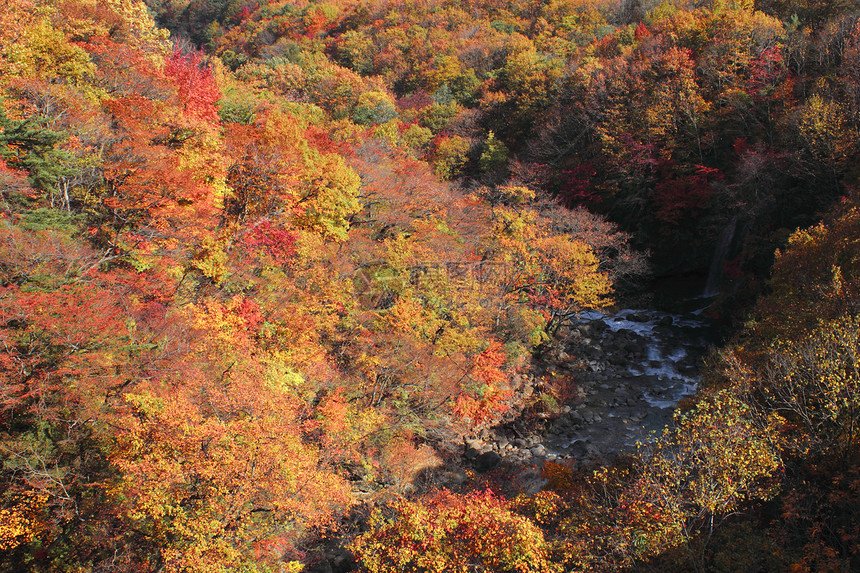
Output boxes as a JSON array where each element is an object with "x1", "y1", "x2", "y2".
[
  {"x1": 441, "y1": 469, "x2": 467, "y2": 485},
  {"x1": 530, "y1": 445, "x2": 547, "y2": 457},
  {"x1": 474, "y1": 451, "x2": 502, "y2": 472},
  {"x1": 307, "y1": 559, "x2": 333, "y2": 573},
  {"x1": 569, "y1": 441, "x2": 588, "y2": 458}
]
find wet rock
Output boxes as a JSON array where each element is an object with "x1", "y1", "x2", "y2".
[
  {"x1": 569, "y1": 441, "x2": 588, "y2": 458},
  {"x1": 307, "y1": 559, "x2": 333, "y2": 573},
  {"x1": 530, "y1": 445, "x2": 547, "y2": 457},
  {"x1": 474, "y1": 451, "x2": 501, "y2": 472}
]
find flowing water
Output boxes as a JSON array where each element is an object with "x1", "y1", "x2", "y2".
[
  {"x1": 551, "y1": 309, "x2": 712, "y2": 456},
  {"x1": 471, "y1": 307, "x2": 713, "y2": 466},
  {"x1": 702, "y1": 217, "x2": 738, "y2": 298}
]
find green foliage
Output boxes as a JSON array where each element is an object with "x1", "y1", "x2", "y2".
[
  {"x1": 478, "y1": 131, "x2": 509, "y2": 174},
  {"x1": 0, "y1": 107, "x2": 75, "y2": 195},
  {"x1": 399, "y1": 123, "x2": 433, "y2": 154},
  {"x1": 220, "y1": 49, "x2": 248, "y2": 71},
  {"x1": 353, "y1": 100, "x2": 398, "y2": 126},
  {"x1": 418, "y1": 102, "x2": 459, "y2": 133},
  {"x1": 218, "y1": 98, "x2": 256, "y2": 124},
  {"x1": 19, "y1": 208, "x2": 83, "y2": 234}
]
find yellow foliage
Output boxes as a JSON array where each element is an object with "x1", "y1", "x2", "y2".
[
  {"x1": 432, "y1": 135, "x2": 470, "y2": 179},
  {"x1": 102, "y1": 0, "x2": 170, "y2": 63},
  {"x1": 642, "y1": 389, "x2": 782, "y2": 522},
  {"x1": 426, "y1": 54, "x2": 463, "y2": 92},
  {"x1": 498, "y1": 185, "x2": 536, "y2": 205},
  {"x1": 8, "y1": 19, "x2": 95, "y2": 81},
  {"x1": 0, "y1": 491, "x2": 49, "y2": 551},
  {"x1": 796, "y1": 94, "x2": 856, "y2": 163}
]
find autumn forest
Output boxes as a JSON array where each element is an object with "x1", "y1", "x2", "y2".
[{"x1": 1, "y1": 0, "x2": 859, "y2": 571}]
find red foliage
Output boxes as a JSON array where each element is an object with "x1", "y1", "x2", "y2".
[
  {"x1": 559, "y1": 162, "x2": 601, "y2": 207},
  {"x1": 397, "y1": 90, "x2": 434, "y2": 112},
  {"x1": 453, "y1": 342, "x2": 513, "y2": 423},
  {"x1": 635, "y1": 22, "x2": 651, "y2": 41},
  {"x1": 234, "y1": 296, "x2": 265, "y2": 331},
  {"x1": 304, "y1": 125, "x2": 349, "y2": 155},
  {"x1": 653, "y1": 164, "x2": 721, "y2": 224},
  {"x1": 244, "y1": 220, "x2": 298, "y2": 264},
  {"x1": 164, "y1": 47, "x2": 221, "y2": 124},
  {"x1": 619, "y1": 133, "x2": 659, "y2": 179},
  {"x1": 102, "y1": 94, "x2": 215, "y2": 231},
  {"x1": 746, "y1": 46, "x2": 787, "y2": 102}
]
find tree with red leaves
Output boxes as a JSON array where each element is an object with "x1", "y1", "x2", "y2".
[{"x1": 164, "y1": 47, "x2": 221, "y2": 124}]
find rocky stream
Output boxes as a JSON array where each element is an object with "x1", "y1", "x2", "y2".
[{"x1": 461, "y1": 308, "x2": 713, "y2": 474}]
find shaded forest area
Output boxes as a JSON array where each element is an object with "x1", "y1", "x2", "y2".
[{"x1": 0, "y1": 0, "x2": 859, "y2": 571}]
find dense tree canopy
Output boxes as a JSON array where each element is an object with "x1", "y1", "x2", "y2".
[{"x1": 2, "y1": 0, "x2": 860, "y2": 571}]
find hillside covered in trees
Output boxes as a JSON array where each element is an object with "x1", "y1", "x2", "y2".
[{"x1": 0, "y1": 0, "x2": 858, "y2": 571}]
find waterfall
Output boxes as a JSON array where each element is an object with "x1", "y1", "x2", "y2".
[{"x1": 702, "y1": 217, "x2": 737, "y2": 298}]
